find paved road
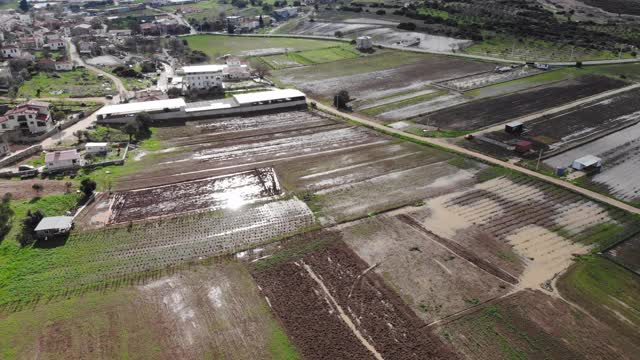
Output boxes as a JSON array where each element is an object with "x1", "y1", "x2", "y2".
[
  {"x1": 473, "y1": 82, "x2": 640, "y2": 136},
  {"x1": 67, "y1": 39, "x2": 134, "y2": 101},
  {"x1": 312, "y1": 100, "x2": 640, "y2": 215}
]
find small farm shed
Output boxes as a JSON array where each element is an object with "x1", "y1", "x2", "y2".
[
  {"x1": 86, "y1": 142, "x2": 109, "y2": 154},
  {"x1": 572, "y1": 155, "x2": 602, "y2": 171},
  {"x1": 515, "y1": 140, "x2": 532, "y2": 154},
  {"x1": 505, "y1": 121, "x2": 524, "y2": 134},
  {"x1": 356, "y1": 36, "x2": 373, "y2": 50},
  {"x1": 34, "y1": 216, "x2": 74, "y2": 239}
]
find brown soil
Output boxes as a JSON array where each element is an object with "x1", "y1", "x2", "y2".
[
  {"x1": 605, "y1": 234, "x2": 640, "y2": 275},
  {"x1": 253, "y1": 241, "x2": 457, "y2": 360},
  {"x1": 0, "y1": 179, "x2": 73, "y2": 200},
  {"x1": 419, "y1": 75, "x2": 627, "y2": 130},
  {"x1": 438, "y1": 289, "x2": 640, "y2": 359}
]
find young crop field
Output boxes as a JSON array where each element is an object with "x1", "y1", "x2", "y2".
[
  {"x1": 183, "y1": 34, "x2": 345, "y2": 58},
  {"x1": 251, "y1": 240, "x2": 456, "y2": 360},
  {"x1": 273, "y1": 51, "x2": 493, "y2": 106},
  {"x1": 1, "y1": 198, "x2": 314, "y2": 306},
  {"x1": 0, "y1": 261, "x2": 299, "y2": 359},
  {"x1": 557, "y1": 256, "x2": 640, "y2": 346},
  {"x1": 418, "y1": 75, "x2": 627, "y2": 130},
  {"x1": 17, "y1": 69, "x2": 117, "y2": 98},
  {"x1": 438, "y1": 289, "x2": 640, "y2": 359}
]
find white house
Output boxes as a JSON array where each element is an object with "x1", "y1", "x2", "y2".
[
  {"x1": 2, "y1": 100, "x2": 53, "y2": 135},
  {"x1": 85, "y1": 142, "x2": 109, "y2": 154},
  {"x1": 356, "y1": 36, "x2": 373, "y2": 50},
  {"x1": 54, "y1": 61, "x2": 74, "y2": 71},
  {"x1": 45, "y1": 150, "x2": 81, "y2": 171},
  {"x1": 1, "y1": 46, "x2": 20, "y2": 58},
  {"x1": 177, "y1": 64, "x2": 227, "y2": 91}
]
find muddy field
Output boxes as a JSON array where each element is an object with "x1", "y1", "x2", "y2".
[
  {"x1": 273, "y1": 52, "x2": 493, "y2": 104},
  {"x1": 545, "y1": 122, "x2": 640, "y2": 203},
  {"x1": 0, "y1": 179, "x2": 73, "y2": 200},
  {"x1": 252, "y1": 240, "x2": 456, "y2": 360},
  {"x1": 108, "y1": 168, "x2": 281, "y2": 223},
  {"x1": 0, "y1": 261, "x2": 298, "y2": 359},
  {"x1": 418, "y1": 75, "x2": 627, "y2": 130},
  {"x1": 116, "y1": 110, "x2": 490, "y2": 224},
  {"x1": 438, "y1": 289, "x2": 640, "y2": 359}
]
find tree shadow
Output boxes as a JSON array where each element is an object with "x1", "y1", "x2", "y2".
[
  {"x1": 29, "y1": 196, "x2": 41, "y2": 203},
  {"x1": 33, "y1": 234, "x2": 69, "y2": 249}
]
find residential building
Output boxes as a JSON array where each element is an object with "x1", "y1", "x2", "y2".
[
  {"x1": 2, "y1": 100, "x2": 53, "y2": 135},
  {"x1": 78, "y1": 41, "x2": 96, "y2": 55},
  {"x1": 177, "y1": 64, "x2": 227, "y2": 91},
  {"x1": 45, "y1": 149, "x2": 81, "y2": 171},
  {"x1": 37, "y1": 58, "x2": 56, "y2": 71},
  {"x1": 71, "y1": 24, "x2": 93, "y2": 36},
  {"x1": 34, "y1": 216, "x2": 74, "y2": 239},
  {"x1": 46, "y1": 38, "x2": 66, "y2": 51},
  {"x1": 273, "y1": 7, "x2": 298, "y2": 20},
  {"x1": 0, "y1": 46, "x2": 20, "y2": 58}
]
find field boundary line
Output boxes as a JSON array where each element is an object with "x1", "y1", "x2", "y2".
[{"x1": 312, "y1": 100, "x2": 640, "y2": 215}]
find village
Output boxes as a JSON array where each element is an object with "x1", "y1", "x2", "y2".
[{"x1": 0, "y1": 0, "x2": 639, "y2": 359}]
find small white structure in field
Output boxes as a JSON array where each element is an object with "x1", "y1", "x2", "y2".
[
  {"x1": 35, "y1": 216, "x2": 74, "y2": 239},
  {"x1": 45, "y1": 149, "x2": 81, "y2": 171},
  {"x1": 356, "y1": 36, "x2": 373, "y2": 50},
  {"x1": 85, "y1": 142, "x2": 109, "y2": 154},
  {"x1": 572, "y1": 155, "x2": 602, "y2": 171}
]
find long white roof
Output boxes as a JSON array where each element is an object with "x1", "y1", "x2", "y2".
[
  {"x1": 181, "y1": 64, "x2": 227, "y2": 74},
  {"x1": 96, "y1": 98, "x2": 186, "y2": 116},
  {"x1": 233, "y1": 89, "x2": 306, "y2": 104}
]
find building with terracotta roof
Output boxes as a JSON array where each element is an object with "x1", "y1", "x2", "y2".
[{"x1": 1, "y1": 100, "x2": 53, "y2": 135}]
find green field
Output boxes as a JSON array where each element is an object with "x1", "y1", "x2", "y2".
[
  {"x1": 260, "y1": 46, "x2": 360, "y2": 69},
  {"x1": 464, "y1": 35, "x2": 634, "y2": 61},
  {"x1": 18, "y1": 70, "x2": 116, "y2": 98},
  {"x1": 558, "y1": 256, "x2": 640, "y2": 335},
  {"x1": 184, "y1": 34, "x2": 346, "y2": 58}
]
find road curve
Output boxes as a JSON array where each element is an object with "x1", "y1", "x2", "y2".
[
  {"x1": 66, "y1": 39, "x2": 133, "y2": 101},
  {"x1": 312, "y1": 100, "x2": 640, "y2": 215}
]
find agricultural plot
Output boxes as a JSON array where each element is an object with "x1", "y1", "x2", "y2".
[
  {"x1": 466, "y1": 88, "x2": 640, "y2": 159},
  {"x1": 260, "y1": 47, "x2": 360, "y2": 69},
  {"x1": 606, "y1": 234, "x2": 640, "y2": 275},
  {"x1": 342, "y1": 215, "x2": 514, "y2": 323},
  {"x1": 251, "y1": 240, "x2": 456, "y2": 360},
  {"x1": 106, "y1": 168, "x2": 281, "y2": 223},
  {"x1": 273, "y1": 51, "x2": 493, "y2": 115},
  {"x1": 438, "y1": 289, "x2": 640, "y2": 359},
  {"x1": 116, "y1": 110, "x2": 484, "y2": 224},
  {"x1": 579, "y1": 0, "x2": 640, "y2": 16},
  {"x1": 6, "y1": 198, "x2": 314, "y2": 305},
  {"x1": 0, "y1": 261, "x2": 298, "y2": 359},
  {"x1": 259, "y1": 54, "x2": 303, "y2": 70},
  {"x1": 545, "y1": 122, "x2": 640, "y2": 204},
  {"x1": 439, "y1": 67, "x2": 543, "y2": 92},
  {"x1": 400, "y1": 171, "x2": 640, "y2": 294},
  {"x1": 17, "y1": 69, "x2": 116, "y2": 98},
  {"x1": 418, "y1": 75, "x2": 627, "y2": 130}
]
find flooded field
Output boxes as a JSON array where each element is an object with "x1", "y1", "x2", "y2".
[
  {"x1": 545, "y1": 122, "x2": 640, "y2": 203},
  {"x1": 418, "y1": 75, "x2": 627, "y2": 130}
]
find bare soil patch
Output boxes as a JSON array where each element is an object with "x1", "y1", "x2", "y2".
[
  {"x1": 252, "y1": 241, "x2": 457, "y2": 360},
  {"x1": 0, "y1": 179, "x2": 72, "y2": 200},
  {"x1": 605, "y1": 234, "x2": 640, "y2": 274},
  {"x1": 419, "y1": 75, "x2": 627, "y2": 130}
]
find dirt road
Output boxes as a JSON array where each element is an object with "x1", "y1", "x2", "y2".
[
  {"x1": 313, "y1": 101, "x2": 640, "y2": 215},
  {"x1": 67, "y1": 39, "x2": 133, "y2": 101}
]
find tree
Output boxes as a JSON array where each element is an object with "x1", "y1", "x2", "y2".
[
  {"x1": 258, "y1": 14, "x2": 264, "y2": 28},
  {"x1": 53, "y1": 110, "x2": 66, "y2": 121},
  {"x1": 0, "y1": 193, "x2": 14, "y2": 240},
  {"x1": 334, "y1": 31, "x2": 343, "y2": 38},
  {"x1": 19, "y1": 0, "x2": 29, "y2": 12},
  {"x1": 65, "y1": 182, "x2": 73, "y2": 194},
  {"x1": 32, "y1": 183, "x2": 44, "y2": 196},
  {"x1": 73, "y1": 130, "x2": 84, "y2": 143},
  {"x1": 80, "y1": 179, "x2": 97, "y2": 198},
  {"x1": 123, "y1": 121, "x2": 139, "y2": 142},
  {"x1": 19, "y1": 210, "x2": 44, "y2": 247},
  {"x1": 334, "y1": 90, "x2": 351, "y2": 109},
  {"x1": 576, "y1": 61, "x2": 583, "y2": 68},
  {"x1": 254, "y1": 62, "x2": 271, "y2": 79}
]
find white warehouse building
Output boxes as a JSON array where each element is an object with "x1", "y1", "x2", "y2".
[{"x1": 96, "y1": 89, "x2": 307, "y2": 123}]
